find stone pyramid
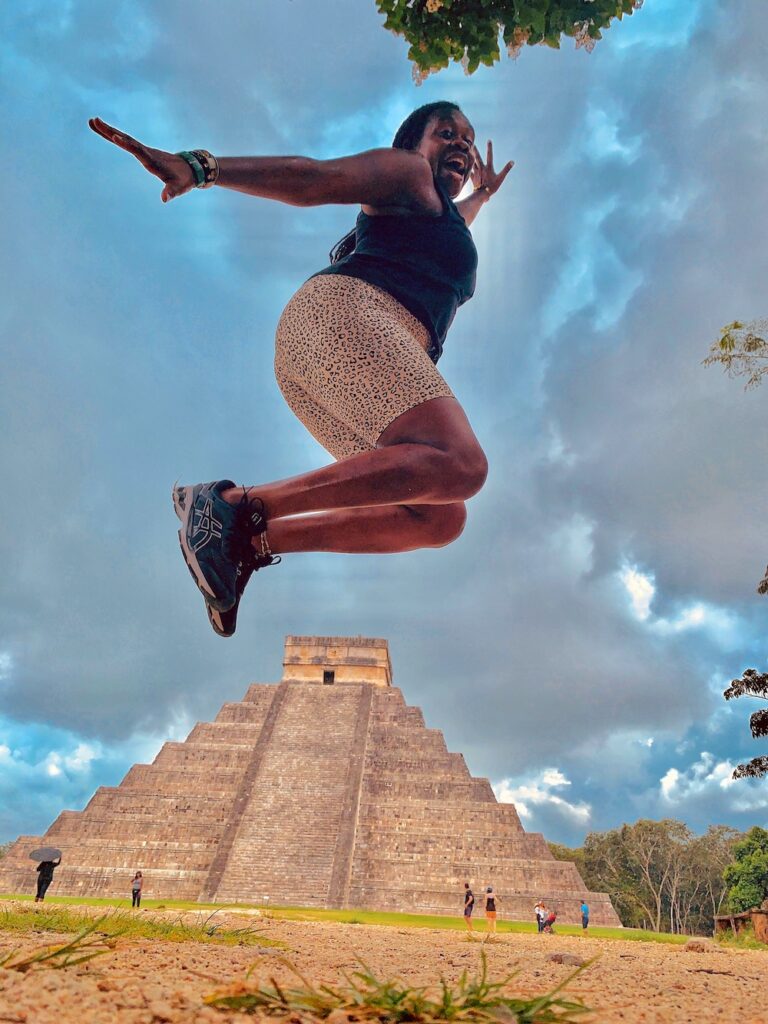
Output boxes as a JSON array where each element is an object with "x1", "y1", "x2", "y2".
[{"x1": 0, "y1": 636, "x2": 619, "y2": 925}]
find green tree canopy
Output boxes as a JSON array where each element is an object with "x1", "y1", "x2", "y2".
[
  {"x1": 551, "y1": 821, "x2": 741, "y2": 934},
  {"x1": 723, "y1": 826, "x2": 768, "y2": 913},
  {"x1": 376, "y1": 0, "x2": 644, "y2": 81}
]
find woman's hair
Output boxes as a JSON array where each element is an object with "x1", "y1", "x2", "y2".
[{"x1": 328, "y1": 101, "x2": 462, "y2": 265}]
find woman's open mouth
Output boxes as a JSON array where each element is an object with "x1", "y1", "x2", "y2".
[{"x1": 442, "y1": 154, "x2": 469, "y2": 180}]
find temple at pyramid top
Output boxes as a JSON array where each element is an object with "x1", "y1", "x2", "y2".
[
  {"x1": 0, "y1": 635, "x2": 619, "y2": 926},
  {"x1": 282, "y1": 635, "x2": 392, "y2": 687}
]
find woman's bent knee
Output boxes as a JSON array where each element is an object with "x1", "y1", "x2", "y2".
[
  {"x1": 450, "y1": 447, "x2": 488, "y2": 499},
  {"x1": 407, "y1": 503, "x2": 467, "y2": 547}
]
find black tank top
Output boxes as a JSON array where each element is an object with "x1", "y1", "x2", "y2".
[{"x1": 314, "y1": 180, "x2": 477, "y2": 363}]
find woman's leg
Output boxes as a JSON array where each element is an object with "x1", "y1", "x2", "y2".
[
  {"x1": 268, "y1": 502, "x2": 467, "y2": 554},
  {"x1": 175, "y1": 280, "x2": 488, "y2": 617},
  {"x1": 226, "y1": 396, "x2": 486, "y2": 555}
]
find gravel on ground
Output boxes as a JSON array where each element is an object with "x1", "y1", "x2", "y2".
[{"x1": 1, "y1": 903, "x2": 766, "y2": 1024}]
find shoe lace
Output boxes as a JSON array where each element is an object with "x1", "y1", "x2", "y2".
[{"x1": 236, "y1": 488, "x2": 280, "y2": 572}]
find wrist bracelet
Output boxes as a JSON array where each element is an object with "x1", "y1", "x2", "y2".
[{"x1": 176, "y1": 149, "x2": 219, "y2": 188}]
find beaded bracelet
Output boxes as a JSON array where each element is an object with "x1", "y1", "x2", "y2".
[{"x1": 176, "y1": 149, "x2": 219, "y2": 189}]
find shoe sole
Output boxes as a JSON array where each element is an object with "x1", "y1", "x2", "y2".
[
  {"x1": 207, "y1": 603, "x2": 236, "y2": 638},
  {"x1": 172, "y1": 483, "x2": 218, "y2": 603}
]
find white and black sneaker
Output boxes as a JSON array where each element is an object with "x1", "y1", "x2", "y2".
[{"x1": 172, "y1": 480, "x2": 265, "y2": 613}]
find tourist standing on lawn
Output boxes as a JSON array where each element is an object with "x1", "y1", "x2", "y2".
[
  {"x1": 88, "y1": 103, "x2": 513, "y2": 637},
  {"x1": 580, "y1": 898, "x2": 589, "y2": 932},
  {"x1": 535, "y1": 899, "x2": 546, "y2": 933},
  {"x1": 463, "y1": 881, "x2": 475, "y2": 932},
  {"x1": 34, "y1": 856, "x2": 61, "y2": 902},
  {"x1": 131, "y1": 871, "x2": 144, "y2": 908},
  {"x1": 484, "y1": 886, "x2": 499, "y2": 934}
]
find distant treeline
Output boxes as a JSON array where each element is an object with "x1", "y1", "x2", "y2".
[{"x1": 549, "y1": 820, "x2": 768, "y2": 935}]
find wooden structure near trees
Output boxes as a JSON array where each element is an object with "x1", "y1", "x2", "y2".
[{"x1": 714, "y1": 899, "x2": 768, "y2": 943}]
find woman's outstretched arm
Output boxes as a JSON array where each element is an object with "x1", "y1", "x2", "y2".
[{"x1": 88, "y1": 118, "x2": 438, "y2": 211}]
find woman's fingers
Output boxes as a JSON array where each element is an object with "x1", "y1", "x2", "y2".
[
  {"x1": 497, "y1": 160, "x2": 515, "y2": 186},
  {"x1": 89, "y1": 117, "x2": 196, "y2": 200},
  {"x1": 89, "y1": 117, "x2": 144, "y2": 155}
]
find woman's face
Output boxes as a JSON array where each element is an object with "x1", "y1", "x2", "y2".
[{"x1": 416, "y1": 110, "x2": 476, "y2": 198}]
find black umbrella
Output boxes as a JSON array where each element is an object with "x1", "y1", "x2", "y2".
[{"x1": 28, "y1": 847, "x2": 62, "y2": 862}]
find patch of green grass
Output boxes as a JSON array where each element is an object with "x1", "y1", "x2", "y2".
[
  {"x1": 0, "y1": 918, "x2": 118, "y2": 973},
  {"x1": 1, "y1": 893, "x2": 227, "y2": 912},
  {"x1": 0, "y1": 904, "x2": 281, "y2": 948},
  {"x1": 0, "y1": 894, "x2": 688, "y2": 944},
  {"x1": 206, "y1": 952, "x2": 592, "y2": 1023},
  {"x1": 715, "y1": 924, "x2": 767, "y2": 951},
  {"x1": 247, "y1": 906, "x2": 689, "y2": 944}
]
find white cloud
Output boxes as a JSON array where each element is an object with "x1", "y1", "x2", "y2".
[
  {"x1": 582, "y1": 104, "x2": 642, "y2": 163},
  {"x1": 0, "y1": 652, "x2": 12, "y2": 683},
  {"x1": 64, "y1": 743, "x2": 98, "y2": 773},
  {"x1": 660, "y1": 751, "x2": 744, "y2": 805},
  {"x1": 620, "y1": 566, "x2": 655, "y2": 621},
  {"x1": 619, "y1": 565, "x2": 740, "y2": 647},
  {"x1": 0, "y1": 738, "x2": 103, "y2": 783},
  {"x1": 494, "y1": 767, "x2": 591, "y2": 825}
]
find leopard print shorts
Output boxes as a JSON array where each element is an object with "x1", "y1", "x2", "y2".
[{"x1": 274, "y1": 275, "x2": 454, "y2": 461}]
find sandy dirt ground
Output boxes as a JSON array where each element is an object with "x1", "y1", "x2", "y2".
[{"x1": 0, "y1": 904, "x2": 766, "y2": 1024}]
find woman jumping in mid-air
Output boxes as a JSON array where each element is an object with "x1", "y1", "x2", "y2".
[{"x1": 89, "y1": 102, "x2": 513, "y2": 636}]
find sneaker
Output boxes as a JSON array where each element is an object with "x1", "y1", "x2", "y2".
[
  {"x1": 172, "y1": 480, "x2": 265, "y2": 612},
  {"x1": 206, "y1": 548, "x2": 281, "y2": 638}
]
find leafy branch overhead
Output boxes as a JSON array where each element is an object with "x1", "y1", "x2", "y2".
[
  {"x1": 702, "y1": 317, "x2": 768, "y2": 595},
  {"x1": 724, "y1": 669, "x2": 768, "y2": 779},
  {"x1": 703, "y1": 318, "x2": 768, "y2": 391},
  {"x1": 376, "y1": 0, "x2": 645, "y2": 81}
]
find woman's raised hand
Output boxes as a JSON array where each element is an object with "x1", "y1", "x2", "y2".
[
  {"x1": 88, "y1": 118, "x2": 197, "y2": 203},
  {"x1": 471, "y1": 140, "x2": 514, "y2": 197}
]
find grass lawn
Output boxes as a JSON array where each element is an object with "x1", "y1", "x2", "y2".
[
  {"x1": 0, "y1": 892, "x2": 688, "y2": 945},
  {"x1": 0, "y1": 901, "x2": 281, "y2": 947}
]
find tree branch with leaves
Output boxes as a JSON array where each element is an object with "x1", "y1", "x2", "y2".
[
  {"x1": 375, "y1": 0, "x2": 645, "y2": 82},
  {"x1": 724, "y1": 668, "x2": 768, "y2": 779},
  {"x1": 703, "y1": 317, "x2": 768, "y2": 595}
]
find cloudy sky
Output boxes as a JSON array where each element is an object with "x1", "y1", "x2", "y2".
[{"x1": 2, "y1": 0, "x2": 767, "y2": 849}]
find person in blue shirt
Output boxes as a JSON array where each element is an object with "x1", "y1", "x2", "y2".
[{"x1": 580, "y1": 899, "x2": 590, "y2": 931}]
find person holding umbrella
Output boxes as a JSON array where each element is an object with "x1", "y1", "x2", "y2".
[{"x1": 30, "y1": 846, "x2": 62, "y2": 902}]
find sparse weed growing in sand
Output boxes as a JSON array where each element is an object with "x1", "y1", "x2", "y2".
[
  {"x1": 0, "y1": 904, "x2": 282, "y2": 948},
  {"x1": 0, "y1": 918, "x2": 119, "y2": 973},
  {"x1": 205, "y1": 951, "x2": 592, "y2": 1022}
]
